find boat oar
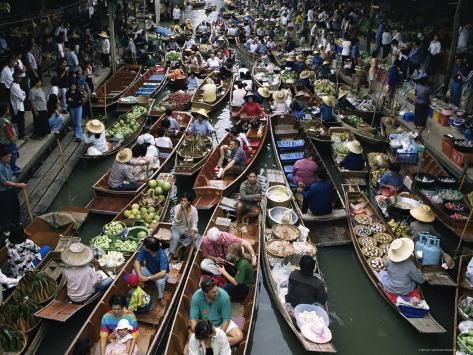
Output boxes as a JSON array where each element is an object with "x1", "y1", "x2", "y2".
[
  {"x1": 458, "y1": 163, "x2": 470, "y2": 192},
  {"x1": 454, "y1": 207, "x2": 473, "y2": 257},
  {"x1": 212, "y1": 131, "x2": 219, "y2": 143},
  {"x1": 104, "y1": 81, "x2": 107, "y2": 120},
  {"x1": 22, "y1": 189, "x2": 33, "y2": 222}
]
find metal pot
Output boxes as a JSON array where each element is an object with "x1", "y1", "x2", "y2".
[{"x1": 386, "y1": 195, "x2": 422, "y2": 215}]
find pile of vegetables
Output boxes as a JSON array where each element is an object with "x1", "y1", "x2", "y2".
[
  {"x1": 103, "y1": 221, "x2": 126, "y2": 237},
  {"x1": 331, "y1": 132, "x2": 352, "y2": 161},
  {"x1": 314, "y1": 80, "x2": 336, "y2": 96},
  {"x1": 342, "y1": 115, "x2": 367, "y2": 129},
  {"x1": 280, "y1": 70, "x2": 298, "y2": 84},
  {"x1": 0, "y1": 326, "x2": 25, "y2": 352},
  {"x1": 0, "y1": 296, "x2": 39, "y2": 331},
  {"x1": 106, "y1": 105, "x2": 147, "y2": 140},
  {"x1": 162, "y1": 91, "x2": 192, "y2": 109},
  {"x1": 90, "y1": 235, "x2": 112, "y2": 250},
  {"x1": 458, "y1": 330, "x2": 473, "y2": 353},
  {"x1": 178, "y1": 134, "x2": 212, "y2": 158},
  {"x1": 166, "y1": 50, "x2": 181, "y2": 61},
  {"x1": 14, "y1": 271, "x2": 58, "y2": 304}
]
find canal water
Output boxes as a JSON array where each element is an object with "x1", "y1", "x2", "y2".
[{"x1": 37, "y1": 3, "x2": 454, "y2": 354}]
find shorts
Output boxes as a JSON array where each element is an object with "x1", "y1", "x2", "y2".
[{"x1": 217, "y1": 319, "x2": 239, "y2": 334}]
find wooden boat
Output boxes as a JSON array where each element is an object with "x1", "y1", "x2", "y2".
[
  {"x1": 164, "y1": 197, "x2": 260, "y2": 354},
  {"x1": 65, "y1": 222, "x2": 195, "y2": 355},
  {"x1": 399, "y1": 149, "x2": 473, "y2": 242},
  {"x1": 345, "y1": 190, "x2": 445, "y2": 333},
  {"x1": 86, "y1": 112, "x2": 192, "y2": 215},
  {"x1": 251, "y1": 58, "x2": 281, "y2": 91},
  {"x1": 261, "y1": 181, "x2": 336, "y2": 352},
  {"x1": 335, "y1": 111, "x2": 388, "y2": 147},
  {"x1": 453, "y1": 254, "x2": 473, "y2": 354},
  {"x1": 116, "y1": 65, "x2": 168, "y2": 112},
  {"x1": 174, "y1": 134, "x2": 213, "y2": 176},
  {"x1": 91, "y1": 64, "x2": 142, "y2": 108},
  {"x1": 191, "y1": 72, "x2": 234, "y2": 113},
  {"x1": 328, "y1": 126, "x2": 368, "y2": 185},
  {"x1": 82, "y1": 103, "x2": 152, "y2": 160},
  {"x1": 193, "y1": 119, "x2": 268, "y2": 209},
  {"x1": 235, "y1": 37, "x2": 261, "y2": 60},
  {"x1": 269, "y1": 114, "x2": 347, "y2": 222}
]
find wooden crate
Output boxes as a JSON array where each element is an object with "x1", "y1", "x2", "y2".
[
  {"x1": 441, "y1": 138, "x2": 453, "y2": 158},
  {"x1": 438, "y1": 113, "x2": 450, "y2": 127},
  {"x1": 451, "y1": 148, "x2": 473, "y2": 167}
]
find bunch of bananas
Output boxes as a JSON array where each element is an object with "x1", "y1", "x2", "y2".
[{"x1": 387, "y1": 219, "x2": 408, "y2": 238}]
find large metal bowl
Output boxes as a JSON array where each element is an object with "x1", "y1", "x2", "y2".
[
  {"x1": 387, "y1": 195, "x2": 422, "y2": 215},
  {"x1": 268, "y1": 207, "x2": 298, "y2": 226}
]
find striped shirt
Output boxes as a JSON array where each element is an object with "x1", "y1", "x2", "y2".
[{"x1": 100, "y1": 310, "x2": 138, "y2": 337}]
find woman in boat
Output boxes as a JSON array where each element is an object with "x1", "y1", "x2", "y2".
[
  {"x1": 254, "y1": 85, "x2": 271, "y2": 105},
  {"x1": 168, "y1": 64, "x2": 186, "y2": 81},
  {"x1": 377, "y1": 162, "x2": 405, "y2": 196},
  {"x1": 283, "y1": 54, "x2": 296, "y2": 70},
  {"x1": 188, "y1": 319, "x2": 231, "y2": 355},
  {"x1": 108, "y1": 148, "x2": 142, "y2": 190},
  {"x1": 83, "y1": 119, "x2": 108, "y2": 156},
  {"x1": 206, "y1": 52, "x2": 222, "y2": 71},
  {"x1": 405, "y1": 205, "x2": 439, "y2": 239},
  {"x1": 154, "y1": 127, "x2": 173, "y2": 151},
  {"x1": 298, "y1": 70, "x2": 313, "y2": 91},
  {"x1": 288, "y1": 150, "x2": 318, "y2": 188},
  {"x1": 319, "y1": 60, "x2": 333, "y2": 80},
  {"x1": 61, "y1": 242, "x2": 113, "y2": 303},
  {"x1": 100, "y1": 294, "x2": 138, "y2": 355},
  {"x1": 339, "y1": 140, "x2": 365, "y2": 171},
  {"x1": 234, "y1": 93, "x2": 267, "y2": 119},
  {"x1": 187, "y1": 71, "x2": 200, "y2": 92},
  {"x1": 286, "y1": 255, "x2": 328, "y2": 307},
  {"x1": 189, "y1": 109, "x2": 215, "y2": 136},
  {"x1": 298, "y1": 168, "x2": 334, "y2": 216},
  {"x1": 378, "y1": 237, "x2": 425, "y2": 296},
  {"x1": 291, "y1": 90, "x2": 310, "y2": 118},
  {"x1": 6, "y1": 226, "x2": 50, "y2": 277},
  {"x1": 271, "y1": 90, "x2": 290, "y2": 114},
  {"x1": 169, "y1": 192, "x2": 199, "y2": 260},
  {"x1": 217, "y1": 243, "x2": 254, "y2": 300},
  {"x1": 294, "y1": 54, "x2": 307, "y2": 73}
]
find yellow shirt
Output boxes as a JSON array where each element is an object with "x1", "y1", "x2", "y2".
[{"x1": 202, "y1": 83, "x2": 217, "y2": 103}]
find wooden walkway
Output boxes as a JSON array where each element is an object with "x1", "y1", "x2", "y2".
[{"x1": 19, "y1": 132, "x2": 86, "y2": 222}]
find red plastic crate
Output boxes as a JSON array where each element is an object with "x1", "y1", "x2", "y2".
[
  {"x1": 441, "y1": 139, "x2": 453, "y2": 158},
  {"x1": 451, "y1": 148, "x2": 473, "y2": 167}
]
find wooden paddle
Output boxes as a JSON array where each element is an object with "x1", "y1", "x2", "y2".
[{"x1": 22, "y1": 189, "x2": 33, "y2": 222}]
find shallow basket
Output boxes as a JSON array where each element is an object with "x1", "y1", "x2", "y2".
[
  {"x1": 294, "y1": 304, "x2": 329, "y2": 330},
  {"x1": 267, "y1": 185, "x2": 292, "y2": 208}
]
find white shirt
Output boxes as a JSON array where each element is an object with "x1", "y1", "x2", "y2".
[
  {"x1": 155, "y1": 136, "x2": 173, "y2": 148},
  {"x1": 173, "y1": 7, "x2": 181, "y2": 20},
  {"x1": 188, "y1": 327, "x2": 231, "y2": 355},
  {"x1": 0, "y1": 65, "x2": 14, "y2": 89},
  {"x1": 145, "y1": 145, "x2": 159, "y2": 158},
  {"x1": 310, "y1": 23, "x2": 318, "y2": 37},
  {"x1": 249, "y1": 43, "x2": 258, "y2": 53},
  {"x1": 83, "y1": 132, "x2": 108, "y2": 153},
  {"x1": 101, "y1": 38, "x2": 110, "y2": 54},
  {"x1": 10, "y1": 82, "x2": 26, "y2": 114},
  {"x1": 341, "y1": 40, "x2": 351, "y2": 56},
  {"x1": 16, "y1": 59, "x2": 26, "y2": 78},
  {"x1": 381, "y1": 32, "x2": 392, "y2": 45},
  {"x1": 307, "y1": 9, "x2": 314, "y2": 22},
  {"x1": 428, "y1": 40, "x2": 441, "y2": 56},
  {"x1": 280, "y1": 15, "x2": 288, "y2": 26},
  {"x1": 207, "y1": 57, "x2": 221, "y2": 70},
  {"x1": 63, "y1": 266, "x2": 97, "y2": 303},
  {"x1": 271, "y1": 101, "x2": 289, "y2": 114},
  {"x1": 458, "y1": 26, "x2": 471, "y2": 49},
  {"x1": 232, "y1": 88, "x2": 246, "y2": 106},
  {"x1": 184, "y1": 39, "x2": 196, "y2": 49}
]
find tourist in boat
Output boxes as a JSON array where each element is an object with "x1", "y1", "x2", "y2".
[
  {"x1": 188, "y1": 319, "x2": 231, "y2": 355},
  {"x1": 168, "y1": 64, "x2": 185, "y2": 81},
  {"x1": 216, "y1": 139, "x2": 247, "y2": 179},
  {"x1": 125, "y1": 274, "x2": 152, "y2": 313},
  {"x1": 83, "y1": 119, "x2": 108, "y2": 156},
  {"x1": 190, "y1": 278, "x2": 244, "y2": 346},
  {"x1": 99, "y1": 294, "x2": 138, "y2": 355},
  {"x1": 132, "y1": 138, "x2": 159, "y2": 174},
  {"x1": 207, "y1": 52, "x2": 222, "y2": 71},
  {"x1": 271, "y1": 90, "x2": 290, "y2": 114},
  {"x1": 288, "y1": 150, "x2": 318, "y2": 188},
  {"x1": 217, "y1": 243, "x2": 254, "y2": 300},
  {"x1": 201, "y1": 78, "x2": 218, "y2": 104},
  {"x1": 187, "y1": 72, "x2": 200, "y2": 92},
  {"x1": 339, "y1": 141, "x2": 365, "y2": 171},
  {"x1": 166, "y1": 36, "x2": 180, "y2": 51},
  {"x1": 104, "y1": 319, "x2": 138, "y2": 355},
  {"x1": 137, "y1": 130, "x2": 159, "y2": 158},
  {"x1": 228, "y1": 126, "x2": 252, "y2": 156},
  {"x1": 297, "y1": 168, "x2": 334, "y2": 216},
  {"x1": 189, "y1": 109, "x2": 215, "y2": 136},
  {"x1": 200, "y1": 227, "x2": 257, "y2": 275},
  {"x1": 232, "y1": 82, "x2": 247, "y2": 107},
  {"x1": 163, "y1": 109, "x2": 181, "y2": 133},
  {"x1": 154, "y1": 127, "x2": 173, "y2": 151},
  {"x1": 286, "y1": 255, "x2": 328, "y2": 307},
  {"x1": 108, "y1": 148, "x2": 141, "y2": 191},
  {"x1": 6, "y1": 226, "x2": 50, "y2": 277},
  {"x1": 169, "y1": 192, "x2": 199, "y2": 261},
  {"x1": 234, "y1": 93, "x2": 267, "y2": 119},
  {"x1": 235, "y1": 169, "x2": 262, "y2": 224},
  {"x1": 183, "y1": 36, "x2": 196, "y2": 49},
  {"x1": 61, "y1": 242, "x2": 113, "y2": 302},
  {"x1": 133, "y1": 236, "x2": 169, "y2": 306},
  {"x1": 405, "y1": 205, "x2": 439, "y2": 239},
  {"x1": 377, "y1": 162, "x2": 405, "y2": 196},
  {"x1": 378, "y1": 238, "x2": 426, "y2": 296}
]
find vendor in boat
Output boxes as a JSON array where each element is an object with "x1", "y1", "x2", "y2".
[
  {"x1": 291, "y1": 90, "x2": 310, "y2": 117},
  {"x1": 169, "y1": 192, "x2": 199, "y2": 261},
  {"x1": 216, "y1": 139, "x2": 247, "y2": 179},
  {"x1": 188, "y1": 319, "x2": 231, "y2": 355},
  {"x1": 271, "y1": 90, "x2": 290, "y2": 115},
  {"x1": 235, "y1": 169, "x2": 262, "y2": 224},
  {"x1": 166, "y1": 36, "x2": 180, "y2": 51},
  {"x1": 168, "y1": 64, "x2": 186, "y2": 81},
  {"x1": 190, "y1": 278, "x2": 244, "y2": 346},
  {"x1": 298, "y1": 70, "x2": 313, "y2": 91},
  {"x1": 339, "y1": 141, "x2": 365, "y2": 171},
  {"x1": 100, "y1": 294, "x2": 138, "y2": 355},
  {"x1": 294, "y1": 54, "x2": 307, "y2": 73},
  {"x1": 133, "y1": 236, "x2": 169, "y2": 307},
  {"x1": 377, "y1": 162, "x2": 405, "y2": 196},
  {"x1": 108, "y1": 148, "x2": 142, "y2": 191},
  {"x1": 283, "y1": 54, "x2": 296, "y2": 70},
  {"x1": 200, "y1": 227, "x2": 257, "y2": 275},
  {"x1": 187, "y1": 72, "x2": 200, "y2": 92},
  {"x1": 184, "y1": 18, "x2": 193, "y2": 31},
  {"x1": 189, "y1": 109, "x2": 215, "y2": 136},
  {"x1": 83, "y1": 119, "x2": 108, "y2": 156},
  {"x1": 234, "y1": 93, "x2": 267, "y2": 119},
  {"x1": 312, "y1": 50, "x2": 323, "y2": 68},
  {"x1": 201, "y1": 78, "x2": 218, "y2": 104},
  {"x1": 61, "y1": 242, "x2": 113, "y2": 303},
  {"x1": 288, "y1": 150, "x2": 318, "y2": 188},
  {"x1": 232, "y1": 82, "x2": 247, "y2": 107},
  {"x1": 378, "y1": 238, "x2": 426, "y2": 296},
  {"x1": 405, "y1": 205, "x2": 439, "y2": 239},
  {"x1": 319, "y1": 61, "x2": 333, "y2": 80},
  {"x1": 297, "y1": 168, "x2": 334, "y2": 216},
  {"x1": 164, "y1": 109, "x2": 181, "y2": 134},
  {"x1": 318, "y1": 95, "x2": 335, "y2": 123},
  {"x1": 254, "y1": 85, "x2": 271, "y2": 105},
  {"x1": 286, "y1": 255, "x2": 328, "y2": 308},
  {"x1": 183, "y1": 36, "x2": 196, "y2": 49}
]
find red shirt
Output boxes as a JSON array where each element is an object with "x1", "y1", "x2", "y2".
[
  {"x1": 201, "y1": 232, "x2": 242, "y2": 258},
  {"x1": 236, "y1": 102, "x2": 265, "y2": 117}
]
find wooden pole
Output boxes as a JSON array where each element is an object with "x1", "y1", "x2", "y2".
[
  {"x1": 458, "y1": 162, "x2": 470, "y2": 192},
  {"x1": 22, "y1": 189, "x2": 33, "y2": 222},
  {"x1": 88, "y1": 94, "x2": 94, "y2": 120},
  {"x1": 155, "y1": 0, "x2": 161, "y2": 25},
  {"x1": 56, "y1": 137, "x2": 68, "y2": 180},
  {"x1": 446, "y1": 0, "x2": 465, "y2": 88},
  {"x1": 108, "y1": 0, "x2": 117, "y2": 74},
  {"x1": 104, "y1": 81, "x2": 107, "y2": 119},
  {"x1": 455, "y1": 208, "x2": 473, "y2": 256}
]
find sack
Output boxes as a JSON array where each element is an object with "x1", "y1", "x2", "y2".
[{"x1": 139, "y1": 189, "x2": 158, "y2": 207}]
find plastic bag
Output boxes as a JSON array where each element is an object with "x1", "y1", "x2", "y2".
[
  {"x1": 459, "y1": 320, "x2": 473, "y2": 334},
  {"x1": 271, "y1": 262, "x2": 291, "y2": 286},
  {"x1": 466, "y1": 259, "x2": 473, "y2": 286},
  {"x1": 298, "y1": 225, "x2": 310, "y2": 242}
]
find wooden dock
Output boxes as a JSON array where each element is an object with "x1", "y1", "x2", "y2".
[{"x1": 19, "y1": 132, "x2": 86, "y2": 222}]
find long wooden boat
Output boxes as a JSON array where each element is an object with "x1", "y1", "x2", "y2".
[
  {"x1": 453, "y1": 254, "x2": 473, "y2": 354},
  {"x1": 164, "y1": 197, "x2": 261, "y2": 354},
  {"x1": 65, "y1": 222, "x2": 195, "y2": 355},
  {"x1": 91, "y1": 64, "x2": 142, "y2": 108},
  {"x1": 86, "y1": 112, "x2": 192, "y2": 215},
  {"x1": 82, "y1": 103, "x2": 152, "y2": 160},
  {"x1": 345, "y1": 190, "x2": 445, "y2": 333},
  {"x1": 399, "y1": 149, "x2": 473, "y2": 242},
  {"x1": 193, "y1": 118, "x2": 268, "y2": 209},
  {"x1": 328, "y1": 126, "x2": 368, "y2": 185},
  {"x1": 335, "y1": 111, "x2": 388, "y2": 147},
  {"x1": 191, "y1": 72, "x2": 234, "y2": 113},
  {"x1": 116, "y1": 65, "x2": 169, "y2": 112},
  {"x1": 251, "y1": 58, "x2": 281, "y2": 91},
  {"x1": 261, "y1": 181, "x2": 336, "y2": 352},
  {"x1": 269, "y1": 114, "x2": 347, "y2": 223},
  {"x1": 235, "y1": 37, "x2": 261, "y2": 61}
]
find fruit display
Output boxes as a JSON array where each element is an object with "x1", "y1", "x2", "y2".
[
  {"x1": 358, "y1": 236, "x2": 376, "y2": 247},
  {"x1": 354, "y1": 224, "x2": 371, "y2": 237},
  {"x1": 0, "y1": 296, "x2": 40, "y2": 331},
  {"x1": 280, "y1": 70, "x2": 298, "y2": 84},
  {"x1": 368, "y1": 257, "x2": 385, "y2": 272},
  {"x1": 387, "y1": 219, "x2": 408, "y2": 238},
  {"x1": 354, "y1": 214, "x2": 371, "y2": 225},
  {"x1": 331, "y1": 131, "x2": 352, "y2": 163},
  {"x1": 438, "y1": 189, "x2": 464, "y2": 202},
  {"x1": 166, "y1": 50, "x2": 181, "y2": 62},
  {"x1": 13, "y1": 271, "x2": 58, "y2": 304},
  {"x1": 0, "y1": 326, "x2": 25, "y2": 352},
  {"x1": 370, "y1": 223, "x2": 386, "y2": 233},
  {"x1": 106, "y1": 105, "x2": 147, "y2": 140},
  {"x1": 362, "y1": 246, "x2": 382, "y2": 258},
  {"x1": 314, "y1": 79, "x2": 336, "y2": 96},
  {"x1": 374, "y1": 233, "x2": 393, "y2": 244},
  {"x1": 103, "y1": 221, "x2": 126, "y2": 237},
  {"x1": 178, "y1": 134, "x2": 212, "y2": 158},
  {"x1": 367, "y1": 152, "x2": 389, "y2": 187},
  {"x1": 342, "y1": 115, "x2": 368, "y2": 129},
  {"x1": 90, "y1": 235, "x2": 112, "y2": 250},
  {"x1": 161, "y1": 91, "x2": 192, "y2": 110},
  {"x1": 114, "y1": 240, "x2": 140, "y2": 253}
]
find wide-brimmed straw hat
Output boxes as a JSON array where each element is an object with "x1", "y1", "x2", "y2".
[
  {"x1": 192, "y1": 108, "x2": 209, "y2": 119},
  {"x1": 300, "y1": 70, "x2": 313, "y2": 80},
  {"x1": 296, "y1": 54, "x2": 306, "y2": 62},
  {"x1": 273, "y1": 90, "x2": 286, "y2": 102},
  {"x1": 338, "y1": 89, "x2": 349, "y2": 100},
  {"x1": 244, "y1": 92, "x2": 256, "y2": 100},
  {"x1": 295, "y1": 91, "x2": 308, "y2": 98},
  {"x1": 388, "y1": 237, "x2": 414, "y2": 263},
  {"x1": 61, "y1": 242, "x2": 94, "y2": 267},
  {"x1": 258, "y1": 87, "x2": 271, "y2": 98},
  {"x1": 346, "y1": 140, "x2": 363, "y2": 154},
  {"x1": 98, "y1": 31, "x2": 109, "y2": 38},
  {"x1": 286, "y1": 55, "x2": 296, "y2": 62},
  {"x1": 410, "y1": 205, "x2": 435, "y2": 223},
  {"x1": 116, "y1": 148, "x2": 132, "y2": 163},
  {"x1": 313, "y1": 50, "x2": 320, "y2": 55},
  {"x1": 322, "y1": 60, "x2": 331, "y2": 66},
  {"x1": 86, "y1": 119, "x2": 105, "y2": 134},
  {"x1": 321, "y1": 95, "x2": 336, "y2": 107}
]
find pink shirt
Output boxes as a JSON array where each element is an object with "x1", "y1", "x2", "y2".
[
  {"x1": 293, "y1": 158, "x2": 318, "y2": 185},
  {"x1": 201, "y1": 232, "x2": 242, "y2": 258}
]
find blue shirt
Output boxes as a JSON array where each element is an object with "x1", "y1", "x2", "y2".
[
  {"x1": 190, "y1": 119, "x2": 214, "y2": 135},
  {"x1": 303, "y1": 179, "x2": 333, "y2": 215},
  {"x1": 187, "y1": 77, "x2": 199, "y2": 91},
  {"x1": 320, "y1": 104, "x2": 333, "y2": 122},
  {"x1": 166, "y1": 116, "x2": 181, "y2": 131},
  {"x1": 136, "y1": 247, "x2": 169, "y2": 275},
  {"x1": 379, "y1": 171, "x2": 404, "y2": 188},
  {"x1": 0, "y1": 162, "x2": 12, "y2": 191},
  {"x1": 351, "y1": 45, "x2": 360, "y2": 61},
  {"x1": 231, "y1": 147, "x2": 246, "y2": 166},
  {"x1": 312, "y1": 56, "x2": 323, "y2": 67},
  {"x1": 294, "y1": 61, "x2": 306, "y2": 73},
  {"x1": 340, "y1": 153, "x2": 364, "y2": 171}
]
